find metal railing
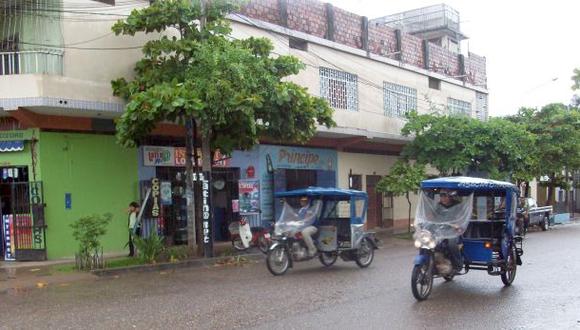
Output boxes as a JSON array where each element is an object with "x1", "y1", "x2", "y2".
[{"x1": 0, "y1": 50, "x2": 63, "y2": 76}]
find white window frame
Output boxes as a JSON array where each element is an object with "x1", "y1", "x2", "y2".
[
  {"x1": 383, "y1": 81, "x2": 417, "y2": 118},
  {"x1": 447, "y1": 97, "x2": 472, "y2": 116},
  {"x1": 319, "y1": 67, "x2": 358, "y2": 111}
]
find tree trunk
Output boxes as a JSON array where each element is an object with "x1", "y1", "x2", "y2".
[
  {"x1": 406, "y1": 192, "x2": 412, "y2": 233},
  {"x1": 547, "y1": 173, "x2": 556, "y2": 206},
  {"x1": 184, "y1": 117, "x2": 197, "y2": 254}
]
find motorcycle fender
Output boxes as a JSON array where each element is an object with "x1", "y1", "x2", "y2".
[{"x1": 414, "y1": 254, "x2": 429, "y2": 266}]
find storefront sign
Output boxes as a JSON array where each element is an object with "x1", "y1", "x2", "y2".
[
  {"x1": 212, "y1": 149, "x2": 231, "y2": 167},
  {"x1": 202, "y1": 172, "x2": 213, "y2": 257},
  {"x1": 160, "y1": 181, "x2": 172, "y2": 205},
  {"x1": 0, "y1": 129, "x2": 33, "y2": 141},
  {"x1": 144, "y1": 146, "x2": 175, "y2": 167},
  {"x1": 151, "y1": 178, "x2": 161, "y2": 218},
  {"x1": 260, "y1": 145, "x2": 337, "y2": 171},
  {"x1": 239, "y1": 180, "x2": 260, "y2": 214}
]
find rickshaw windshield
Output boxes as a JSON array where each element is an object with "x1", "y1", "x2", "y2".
[
  {"x1": 275, "y1": 198, "x2": 322, "y2": 235},
  {"x1": 415, "y1": 190, "x2": 474, "y2": 239}
]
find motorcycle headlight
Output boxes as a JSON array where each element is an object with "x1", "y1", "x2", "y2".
[{"x1": 414, "y1": 230, "x2": 436, "y2": 249}]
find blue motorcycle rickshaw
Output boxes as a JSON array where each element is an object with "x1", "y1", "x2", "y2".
[
  {"x1": 411, "y1": 177, "x2": 524, "y2": 301},
  {"x1": 266, "y1": 187, "x2": 377, "y2": 276}
]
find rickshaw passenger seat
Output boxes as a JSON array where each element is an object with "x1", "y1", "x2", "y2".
[
  {"x1": 464, "y1": 221, "x2": 505, "y2": 239},
  {"x1": 318, "y1": 218, "x2": 351, "y2": 241}
]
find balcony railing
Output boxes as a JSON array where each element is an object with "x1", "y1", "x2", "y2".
[{"x1": 0, "y1": 50, "x2": 63, "y2": 76}]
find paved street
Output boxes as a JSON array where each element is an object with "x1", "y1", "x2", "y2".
[{"x1": 1, "y1": 223, "x2": 580, "y2": 330}]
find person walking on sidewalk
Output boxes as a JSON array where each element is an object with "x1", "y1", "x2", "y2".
[{"x1": 127, "y1": 202, "x2": 140, "y2": 257}]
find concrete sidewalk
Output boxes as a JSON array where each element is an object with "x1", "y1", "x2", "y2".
[{"x1": 0, "y1": 233, "x2": 408, "y2": 293}]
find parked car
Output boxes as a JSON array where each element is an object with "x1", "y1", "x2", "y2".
[{"x1": 517, "y1": 197, "x2": 553, "y2": 234}]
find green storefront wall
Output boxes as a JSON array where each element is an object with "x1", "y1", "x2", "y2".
[{"x1": 38, "y1": 132, "x2": 138, "y2": 259}]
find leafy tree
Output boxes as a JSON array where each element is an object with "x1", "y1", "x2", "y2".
[
  {"x1": 511, "y1": 104, "x2": 580, "y2": 205},
  {"x1": 401, "y1": 111, "x2": 536, "y2": 180},
  {"x1": 111, "y1": 0, "x2": 335, "y2": 254},
  {"x1": 376, "y1": 160, "x2": 426, "y2": 233}
]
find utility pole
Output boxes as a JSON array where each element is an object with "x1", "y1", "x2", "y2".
[{"x1": 185, "y1": 117, "x2": 197, "y2": 254}]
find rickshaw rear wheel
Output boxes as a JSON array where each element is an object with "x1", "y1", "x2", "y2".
[
  {"x1": 319, "y1": 252, "x2": 338, "y2": 267},
  {"x1": 412, "y1": 263, "x2": 433, "y2": 301},
  {"x1": 355, "y1": 237, "x2": 374, "y2": 268},
  {"x1": 266, "y1": 246, "x2": 290, "y2": 276},
  {"x1": 501, "y1": 246, "x2": 517, "y2": 286}
]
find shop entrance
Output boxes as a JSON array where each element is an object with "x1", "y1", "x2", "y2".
[
  {"x1": 366, "y1": 175, "x2": 383, "y2": 229},
  {"x1": 0, "y1": 166, "x2": 46, "y2": 261}
]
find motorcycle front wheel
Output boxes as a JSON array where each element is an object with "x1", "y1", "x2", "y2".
[
  {"x1": 411, "y1": 263, "x2": 433, "y2": 301},
  {"x1": 266, "y1": 245, "x2": 290, "y2": 276}
]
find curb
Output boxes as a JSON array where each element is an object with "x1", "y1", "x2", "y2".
[{"x1": 91, "y1": 253, "x2": 265, "y2": 277}]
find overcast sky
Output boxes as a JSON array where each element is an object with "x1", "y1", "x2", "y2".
[{"x1": 326, "y1": 0, "x2": 580, "y2": 117}]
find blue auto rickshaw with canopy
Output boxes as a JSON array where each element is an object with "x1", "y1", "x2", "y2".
[
  {"x1": 411, "y1": 177, "x2": 524, "y2": 300},
  {"x1": 266, "y1": 187, "x2": 377, "y2": 276}
]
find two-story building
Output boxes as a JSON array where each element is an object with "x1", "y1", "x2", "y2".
[{"x1": 0, "y1": 0, "x2": 488, "y2": 260}]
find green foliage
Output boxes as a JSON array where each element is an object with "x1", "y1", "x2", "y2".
[
  {"x1": 572, "y1": 68, "x2": 580, "y2": 91},
  {"x1": 164, "y1": 245, "x2": 190, "y2": 262},
  {"x1": 401, "y1": 111, "x2": 536, "y2": 180},
  {"x1": 133, "y1": 232, "x2": 165, "y2": 264},
  {"x1": 376, "y1": 161, "x2": 425, "y2": 197},
  {"x1": 111, "y1": 0, "x2": 335, "y2": 153},
  {"x1": 105, "y1": 257, "x2": 144, "y2": 269},
  {"x1": 70, "y1": 213, "x2": 112, "y2": 270}
]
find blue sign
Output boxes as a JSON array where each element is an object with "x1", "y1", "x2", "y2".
[{"x1": 65, "y1": 193, "x2": 72, "y2": 210}]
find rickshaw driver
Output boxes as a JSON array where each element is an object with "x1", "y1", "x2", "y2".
[
  {"x1": 434, "y1": 189, "x2": 463, "y2": 271},
  {"x1": 298, "y1": 196, "x2": 318, "y2": 257}
]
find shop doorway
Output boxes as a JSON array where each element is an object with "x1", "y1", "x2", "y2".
[
  {"x1": 285, "y1": 169, "x2": 317, "y2": 190},
  {"x1": 0, "y1": 166, "x2": 46, "y2": 261},
  {"x1": 366, "y1": 175, "x2": 383, "y2": 229}
]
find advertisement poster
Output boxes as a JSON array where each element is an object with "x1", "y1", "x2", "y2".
[
  {"x1": 160, "y1": 181, "x2": 172, "y2": 205},
  {"x1": 238, "y1": 180, "x2": 260, "y2": 215},
  {"x1": 3, "y1": 215, "x2": 15, "y2": 261}
]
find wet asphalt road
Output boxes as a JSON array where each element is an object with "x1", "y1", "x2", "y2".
[{"x1": 1, "y1": 223, "x2": 580, "y2": 330}]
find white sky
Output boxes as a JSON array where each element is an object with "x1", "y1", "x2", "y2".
[{"x1": 327, "y1": 0, "x2": 580, "y2": 117}]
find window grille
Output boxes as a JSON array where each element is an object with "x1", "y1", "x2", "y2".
[
  {"x1": 447, "y1": 97, "x2": 471, "y2": 116},
  {"x1": 383, "y1": 81, "x2": 417, "y2": 118},
  {"x1": 319, "y1": 67, "x2": 358, "y2": 111}
]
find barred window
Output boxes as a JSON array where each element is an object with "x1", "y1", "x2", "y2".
[
  {"x1": 319, "y1": 67, "x2": 358, "y2": 111},
  {"x1": 383, "y1": 82, "x2": 417, "y2": 118},
  {"x1": 447, "y1": 98, "x2": 471, "y2": 116}
]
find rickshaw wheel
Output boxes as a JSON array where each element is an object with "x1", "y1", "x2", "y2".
[
  {"x1": 355, "y1": 237, "x2": 374, "y2": 268},
  {"x1": 232, "y1": 237, "x2": 247, "y2": 251},
  {"x1": 266, "y1": 245, "x2": 290, "y2": 276},
  {"x1": 412, "y1": 264, "x2": 433, "y2": 301},
  {"x1": 501, "y1": 246, "x2": 517, "y2": 286},
  {"x1": 319, "y1": 252, "x2": 338, "y2": 267}
]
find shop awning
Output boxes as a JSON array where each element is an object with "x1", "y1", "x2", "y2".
[{"x1": 0, "y1": 140, "x2": 24, "y2": 152}]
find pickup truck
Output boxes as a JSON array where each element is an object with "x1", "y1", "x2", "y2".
[{"x1": 517, "y1": 197, "x2": 553, "y2": 234}]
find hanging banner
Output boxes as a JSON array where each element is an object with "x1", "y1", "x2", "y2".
[
  {"x1": 202, "y1": 172, "x2": 213, "y2": 257},
  {"x1": 3, "y1": 215, "x2": 15, "y2": 261},
  {"x1": 239, "y1": 180, "x2": 260, "y2": 215}
]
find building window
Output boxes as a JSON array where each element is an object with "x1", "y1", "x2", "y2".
[
  {"x1": 289, "y1": 37, "x2": 308, "y2": 51},
  {"x1": 428, "y1": 77, "x2": 441, "y2": 90},
  {"x1": 383, "y1": 81, "x2": 417, "y2": 118},
  {"x1": 320, "y1": 67, "x2": 358, "y2": 111},
  {"x1": 475, "y1": 92, "x2": 488, "y2": 121},
  {"x1": 447, "y1": 97, "x2": 472, "y2": 116}
]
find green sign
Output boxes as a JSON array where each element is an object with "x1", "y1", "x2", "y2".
[{"x1": 0, "y1": 130, "x2": 34, "y2": 141}]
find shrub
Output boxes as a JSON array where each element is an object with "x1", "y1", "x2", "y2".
[
  {"x1": 70, "y1": 213, "x2": 112, "y2": 270},
  {"x1": 133, "y1": 231, "x2": 165, "y2": 264}
]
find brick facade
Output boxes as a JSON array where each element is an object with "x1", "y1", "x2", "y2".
[
  {"x1": 401, "y1": 34, "x2": 424, "y2": 68},
  {"x1": 286, "y1": 0, "x2": 327, "y2": 38},
  {"x1": 368, "y1": 24, "x2": 398, "y2": 60},
  {"x1": 428, "y1": 43, "x2": 460, "y2": 77},
  {"x1": 333, "y1": 6, "x2": 362, "y2": 49},
  {"x1": 238, "y1": 0, "x2": 486, "y2": 88}
]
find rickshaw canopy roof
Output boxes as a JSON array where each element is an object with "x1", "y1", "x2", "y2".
[
  {"x1": 274, "y1": 187, "x2": 367, "y2": 199},
  {"x1": 421, "y1": 176, "x2": 518, "y2": 192}
]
